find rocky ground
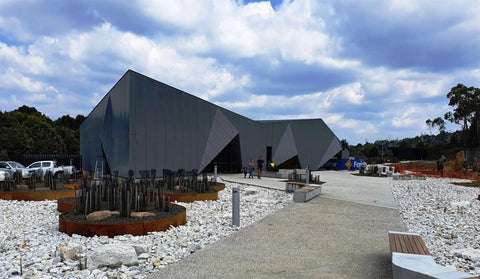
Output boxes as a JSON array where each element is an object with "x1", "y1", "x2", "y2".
[
  {"x1": 0, "y1": 180, "x2": 293, "y2": 278},
  {"x1": 0, "y1": 177, "x2": 479, "y2": 278},
  {"x1": 390, "y1": 177, "x2": 480, "y2": 275}
]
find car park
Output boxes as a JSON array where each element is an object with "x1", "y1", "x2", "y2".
[{"x1": 0, "y1": 161, "x2": 31, "y2": 179}]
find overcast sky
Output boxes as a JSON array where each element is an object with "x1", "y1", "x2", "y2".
[{"x1": 0, "y1": 0, "x2": 479, "y2": 144}]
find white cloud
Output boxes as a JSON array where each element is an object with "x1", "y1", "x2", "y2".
[
  {"x1": 17, "y1": 22, "x2": 250, "y2": 102},
  {"x1": 0, "y1": 68, "x2": 54, "y2": 94},
  {"x1": 137, "y1": 0, "x2": 211, "y2": 29},
  {"x1": 323, "y1": 113, "x2": 378, "y2": 141},
  {"x1": 324, "y1": 82, "x2": 364, "y2": 106},
  {"x1": 359, "y1": 67, "x2": 454, "y2": 104},
  {"x1": 217, "y1": 82, "x2": 364, "y2": 122},
  {"x1": 0, "y1": 42, "x2": 48, "y2": 74},
  {"x1": 136, "y1": 0, "x2": 357, "y2": 69}
]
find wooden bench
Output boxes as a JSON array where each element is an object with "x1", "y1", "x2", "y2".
[{"x1": 388, "y1": 231, "x2": 479, "y2": 279}]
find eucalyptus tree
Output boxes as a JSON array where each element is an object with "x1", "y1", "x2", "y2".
[{"x1": 444, "y1": 84, "x2": 480, "y2": 146}]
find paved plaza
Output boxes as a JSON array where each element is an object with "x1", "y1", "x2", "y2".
[{"x1": 148, "y1": 171, "x2": 405, "y2": 279}]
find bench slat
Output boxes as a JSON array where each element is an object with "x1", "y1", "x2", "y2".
[
  {"x1": 399, "y1": 234, "x2": 412, "y2": 253},
  {"x1": 402, "y1": 234, "x2": 417, "y2": 254},
  {"x1": 408, "y1": 234, "x2": 421, "y2": 254},
  {"x1": 388, "y1": 232, "x2": 430, "y2": 255},
  {"x1": 388, "y1": 233, "x2": 397, "y2": 253},
  {"x1": 412, "y1": 234, "x2": 430, "y2": 255}
]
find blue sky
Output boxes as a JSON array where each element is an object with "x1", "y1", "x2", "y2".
[{"x1": 0, "y1": 0, "x2": 479, "y2": 144}]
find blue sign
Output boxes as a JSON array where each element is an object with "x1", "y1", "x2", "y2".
[{"x1": 336, "y1": 158, "x2": 366, "y2": 171}]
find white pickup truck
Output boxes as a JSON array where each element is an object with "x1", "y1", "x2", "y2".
[{"x1": 27, "y1": 160, "x2": 75, "y2": 179}]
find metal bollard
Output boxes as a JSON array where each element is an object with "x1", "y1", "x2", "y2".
[
  {"x1": 214, "y1": 165, "x2": 217, "y2": 182},
  {"x1": 232, "y1": 187, "x2": 240, "y2": 226},
  {"x1": 305, "y1": 166, "x2": 309, "y2": 185}
]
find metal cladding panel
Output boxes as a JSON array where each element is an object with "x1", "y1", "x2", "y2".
[
  {"x1": 289, "y1": 119, "x2": 342, "y2": 169},
  {"x1": 197, "y1": 104, "x2": 216, "y2": 166},
  {"x1": 189, "y1": 97, "x2": 201, "y2": 168},
  {"x1": 134, "y1": 77, "x2": 147, "y2": 137},
  {"x1": 81, "y1": 71, "x2": 130, "y2": 173},
  {"x1": 80, "y1": 99, "x2": 106, "y2": 171},
  {"x1": 100, "y1": 97, "x2": 114, "y2": 173},
  {"x1": 110, "y1": 73, "x2": 130, "y2": 174},
  {"x1": 199, "y1": 109, "x2": 239, "y2": 171},
  {"x1": 219, "y1": 108, "x2": 260, "y2": 166},
  {"x1": 133, "y1": 133, "x2": 146, "y2": 171},
  {"x1": 181, "y1": 94, "x2": 191, "y2": 169},
  {"x1": 163, "y1": 84, "x2": 176, "y2": 171},
  {"x1": 318, "y1": 137, "x2": 343, "y2": 169},
  {"x1": 173, "y1": 90, "x2": 183, "y2": 169},
  {"x1": 272, "y1": 124, "x2": 298, "y2": 165}
]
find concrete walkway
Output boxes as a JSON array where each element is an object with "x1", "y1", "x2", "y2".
[
  {"x1": 221, "y1": 170, "x2": 398, "y2": 209},
  {"x1": 147, "y1": 171, "x2": 405, "y2": 279}
]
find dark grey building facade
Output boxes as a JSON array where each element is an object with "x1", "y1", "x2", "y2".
[{"x1": 80, "y1": 70, "x2": 342, "y2": 177}]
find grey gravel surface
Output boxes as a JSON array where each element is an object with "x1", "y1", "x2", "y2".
[{"x1": 148, "y1": 172, "x2": 405, "y2": 279}]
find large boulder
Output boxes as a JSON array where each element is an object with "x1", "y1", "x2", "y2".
[
  {"x1": 86, "y1": 210, "x2": 111, "y2": 222},
  {"x1": 89, "y1": 244, "x2": 138, "y2": 268}
]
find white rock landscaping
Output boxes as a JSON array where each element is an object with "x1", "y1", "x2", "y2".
[
  {"x1": 390, "y1": 177, "x2": 480, "y2": 275},
  {"x1": 0, "y1": 181, "x2": 293, "y2": 278}
]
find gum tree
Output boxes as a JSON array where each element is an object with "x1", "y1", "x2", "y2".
[
  {"x1": 444, "y1": 84, "x2": 480, "y2": 146},
  {"x1": 426, "y1": 117, "x2": 445, "y2": 135}
]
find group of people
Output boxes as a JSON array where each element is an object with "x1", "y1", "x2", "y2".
[{"x1": 243, "y1": 156, "x2": 265, "y2": 179}]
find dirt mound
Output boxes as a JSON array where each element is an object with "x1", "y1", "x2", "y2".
[{"x1": 395, "y1": 161, "x2": 437, "y2": 170}]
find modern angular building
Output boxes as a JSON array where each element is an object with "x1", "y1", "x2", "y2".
[{"x1": 80, "y1": 70, "x2": 342, "y2": 177}]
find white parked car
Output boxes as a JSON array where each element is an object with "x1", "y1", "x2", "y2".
[
  {"x1": 27, "y1": 160, "x2": 75, "y2": 179},
  {"x1": 0, "y1": 161, "x2": 31, "y2": 179},
  {"x1": 0, "y1": 170, "x2": 6, "y2": 181}
]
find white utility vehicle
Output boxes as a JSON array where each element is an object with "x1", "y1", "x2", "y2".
[{"x1": 27, "y1": 160, "x2": 75, "y2": 179}]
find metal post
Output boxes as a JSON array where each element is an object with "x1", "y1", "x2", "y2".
[
  {"x1": 232, "y1": 187, "x2": 240, "y2": 226},
  {"x1": 305, "y1": 165, "x2": 309, "y2": 185},
  {"x1": 214, "y1": 165, "x2": 217, "y2": 182}
]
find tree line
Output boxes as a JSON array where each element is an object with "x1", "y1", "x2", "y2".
[
  {"x1": 348, "y1": 83, "x2": 480, "y2": 160},
  {"x1": 0, "y1": 105, "x2": 85, "y2": 161}
]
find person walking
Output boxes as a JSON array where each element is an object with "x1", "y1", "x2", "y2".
[
  {"x1": 257, "y1": 155, "x2": 264, "y2": 179},
  {"x1": 248, "y1": 159, "x2": 254, "y2": 178}
]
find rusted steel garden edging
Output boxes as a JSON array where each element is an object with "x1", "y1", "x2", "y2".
[
  {"x1": 0, "y1": 182, "x2": 79, "y2": 201},
  {"x1": 163, "y1": 183, "x2": 225, "y2": 203},
  {"x1": 57, "y1": 183, "x2": 224, "y2": 237},
  {"x1": 0, "y1": 189, "x2": 76, "y2": 201},
  {"x1": 58, "y1": 204, "x2": 187, "y2": 237}
]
